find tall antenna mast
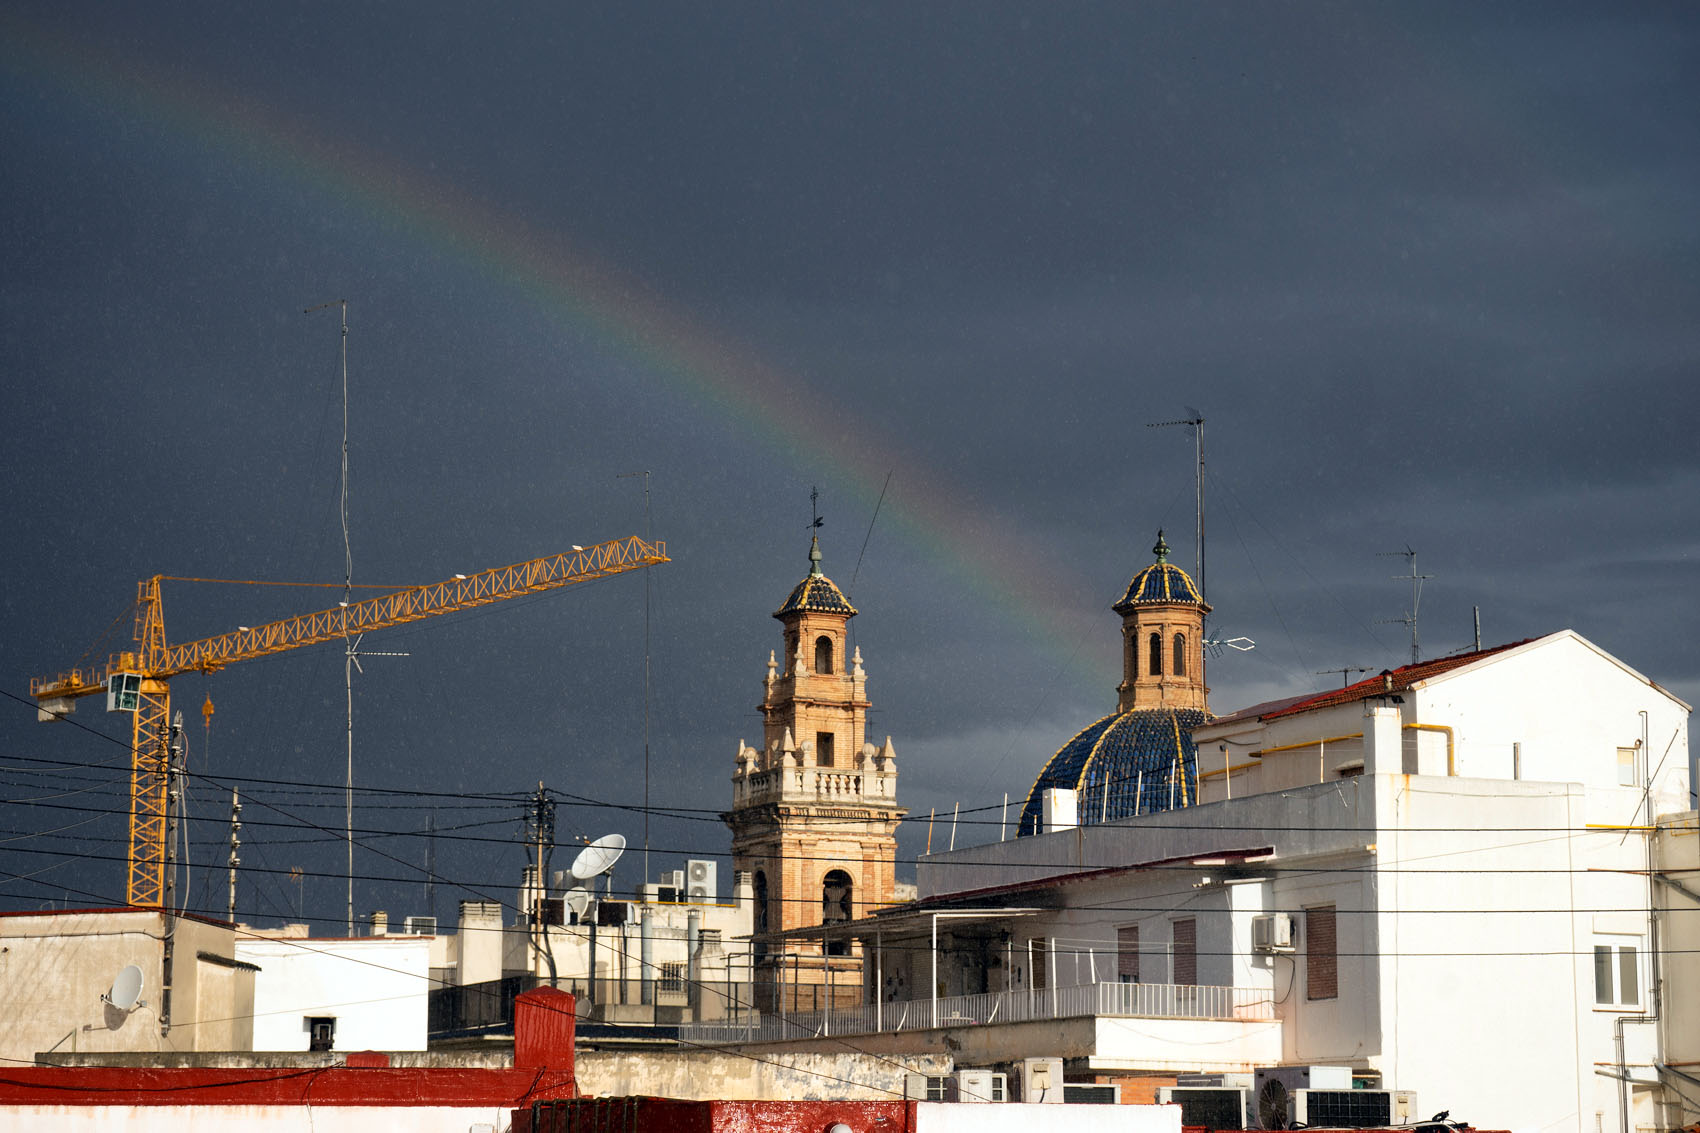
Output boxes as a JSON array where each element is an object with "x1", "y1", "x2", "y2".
[
  {"x1": 1146, "y1": 409, "x2": 1205, "y2": 599},
  {"x1": 618, "y1": 470, "x2": 653, "y2": 881},
  {"x1": 308, "y1": 298, "x2": 363, "y2": 935},
  {"x1": 1378, "y1": 546, "x2": 1433, "y2": 665}
]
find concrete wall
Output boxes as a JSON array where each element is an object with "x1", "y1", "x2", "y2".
[
  {"x1": 577, "y1": 1048, "x2": 950, "y2": 1100},
  {"x1": 0, "y1": 1104, "x2": 513, "y2": 1132},
  {"x1": 1655, "y1": 810, "x2": 1700, "y2": 1129},
  {"x1": 0, "y1": 909, "x2": 253, "y2": 1061},
  {"x1": 236, "y1": 935, "x2": 429, "y2": 1051}
]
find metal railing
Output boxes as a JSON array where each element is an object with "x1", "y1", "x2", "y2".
[{"x1": 681, "y1": 978, "x2": 1273, "y2": 1044}]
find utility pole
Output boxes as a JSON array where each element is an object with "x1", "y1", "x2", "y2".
[
  {"x1": 159, "y1": 712, "x2": 184, "y2": 1035},
  {"x1": 227, "y1": 789, "x2": 242, "y2": 922},
  {"x1": 526, "y1": 784, "x2": 558, "y2": 985},
  {"x1": 1378, "y1": 547, "x2": 1433, "y2": 665}
]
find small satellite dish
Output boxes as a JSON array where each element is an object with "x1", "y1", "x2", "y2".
[
  {"x1": 564, "y1": 887, "x2": 591, "y2": 918},
  {"x1": 104, "y1": 964, "x2": 144, "y2": 1011},
  {"x1": 570, "y1": 833, "x2": 626, "y2": 880}
]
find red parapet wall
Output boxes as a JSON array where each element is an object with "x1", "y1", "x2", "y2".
[
  {"x1": 0, "y1": 986, "x2": 577, "y2": 1107},
  {"x1": 516, "y1": 1097, "x2": 917, "y2": 1133}
]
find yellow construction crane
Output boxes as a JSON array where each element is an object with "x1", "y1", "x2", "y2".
[{"x1": 31, "y1": 535, "x2": 668, "y2": 907}]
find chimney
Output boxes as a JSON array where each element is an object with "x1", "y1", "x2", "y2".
[{"x1": 369, "y1": 910, "x2": 389, "y2": 936}]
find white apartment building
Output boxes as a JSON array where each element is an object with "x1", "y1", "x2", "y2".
[{"x1": 694, "y1": 631, "x2": 1691, "y2": 1133}]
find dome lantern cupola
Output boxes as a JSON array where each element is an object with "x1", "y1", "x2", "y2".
[{"x1": 1115, "y1": 529, "x2": 1210, "y2": 714}]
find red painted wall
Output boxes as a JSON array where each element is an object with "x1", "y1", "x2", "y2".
[
  {"x1": 516, "y1": 1097, "x2": 918, "y2": 1133},
  {"x1": 0, "y1": 987, "x2": 576, "y2": 1107}
]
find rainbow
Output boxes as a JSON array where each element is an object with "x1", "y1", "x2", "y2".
[{"x1": 0, "y1": 16, "x2": 1181, "y2": 693}]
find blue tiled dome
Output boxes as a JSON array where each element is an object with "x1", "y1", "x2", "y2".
[
  {"x1": 775, "y1": 573, "x2": 857, "y2": 617},
  {"x1": 1016, "y1": 707, "x2": 1208, "y2": 836},
  {"x1": 1114, "y1": 530, "x2": 1203, "y2": 613},
  {"x1": 774, "y1": 535, "x2": 858, "y2": 618}
]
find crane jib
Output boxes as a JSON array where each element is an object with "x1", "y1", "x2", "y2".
[{"x1": 31, "y1": 535, "x2": 667, "y2": 697}]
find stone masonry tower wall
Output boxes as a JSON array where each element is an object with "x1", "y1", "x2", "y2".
[{"x1": 722, "y1": 536, "x2": 903, "y2": 1010}]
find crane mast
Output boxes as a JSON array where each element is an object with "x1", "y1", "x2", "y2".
[{"x1": 32, "y1": 534, "x2": 668, "y2": 907}]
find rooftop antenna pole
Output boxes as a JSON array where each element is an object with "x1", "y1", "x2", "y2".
[
  {"x1": 307, "y1": 299, "x2": 357, "y2": 934},
  {"x1": 1146, "y1": 409, "x2": 1205, "y2": 599},
  {"x1": 227, "y1": 788, "x2": 242, "y2": 922},
  {"x1": 618, "y1": 471, "x2": 653, "y2": 881},
  {"x1": 1377, "y1": 546, "x2": 1433, "y2": 665},
  {"x1": 1316, "y1": 666, "x2": 1373, "y2": 689}
]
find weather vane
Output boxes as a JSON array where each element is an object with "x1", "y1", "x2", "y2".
[{"x1": 810, "y1": 486, "x2": 824, "y2": 531}]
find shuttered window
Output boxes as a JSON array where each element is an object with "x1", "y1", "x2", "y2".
[
  {"x1": 1171, "y1": 918, "x2": 1196, "y2": 986},
  {"x1": 1306, "y1": 905, "x2": 1338, "y2": 1000},
  {"x1": 1117, "y1": 926, "x2": 1140, "y2": 983}
]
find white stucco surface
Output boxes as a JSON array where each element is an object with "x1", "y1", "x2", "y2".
[{"x1": 235, "y1": 935, "x2": 429, "y2": 1051}]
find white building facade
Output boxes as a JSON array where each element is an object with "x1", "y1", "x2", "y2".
[
  {"x1": 236, "y1": 930, "x2": 431, "y2": 1051},
  {"x1": 698, "y1": 631, "x2": 1690, "y2": 1132}
]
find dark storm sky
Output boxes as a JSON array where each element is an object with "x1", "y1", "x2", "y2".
[{"x1": 3, "y1": 3, "x2": 1696, "y2": 928}]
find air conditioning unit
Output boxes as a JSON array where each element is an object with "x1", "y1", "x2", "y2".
[
  {"x1": 1254, "y1": 1066, "x2": 1352, "y2": 1129},
  {"x1": 1014, "y1": 1057, "x2": 1063, "y2": 1103},
  {"x1": 663, "y1": 870, "x2": 685, "y2": 890},
  {"x1": 1159, "y1": 1086, "x2": 1249, "y2": 1130},
  {"x1": 402, "y1": 915, "x2": 437, "y2": 935},
  {"x1": 1062, "y1": 1083, "x2": 1119, "y2": 1104},
  {"x1": 904, "y1": 1074, "x2": 950, "y2": 1101},
  {"x1": 657, "y1": 886, "x2": 681, "y2": 904},
  {"x1": 1176, "y1": 1073, "x2": 1253, "y2": 1089},
  {"x1": 686, "y1": 859, "x2": 717, "y2": 902},
  {"x1": 950, "y1": 1069, "x2": 1007, "y2": 1103},
  {"x1": 1252, "y1": 913, "x2": 1295, "y2": 952},
  {"x1": 1292, "y1": 1089, "x2": 1418, "y2": 1128}
]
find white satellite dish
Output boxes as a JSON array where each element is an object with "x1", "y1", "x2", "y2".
[
  {"x1": 103, "y1": 964, "x2": 144, "y2": 1011},
  {"x1": 570, "y1": 833, "x2": 626, "y2": 881},
  {"x1": 564, "y1": 886, "x2": 591, "y2": 919}
]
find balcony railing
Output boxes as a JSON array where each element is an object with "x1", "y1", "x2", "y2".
[{"x1": 680, "y1": 978, "x2": 1273, "y2": 1045}]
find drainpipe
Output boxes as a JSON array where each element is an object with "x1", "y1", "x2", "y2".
[
  {"x1": 1615, "y1": 711, "x2": 1662, "y2": 1133},
  {"x1": 686, "y1": 909, "x2": 701, "y2": 1012},
  {"x1": 640, "y1": 909, "x2": 654, "y2": 1005},
  {"x1": 931, "y1": 913, "x2": 939, "y2": 1030}
]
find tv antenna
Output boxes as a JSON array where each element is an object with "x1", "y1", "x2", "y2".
[
  {"x1": 570, "y1": 833, "x2": 625, "y2": 1007},
  {"x1": 102, "y1": 964, "x2": 146, "y2": 1012},
  {"x1": 1378, "y1": 546, "x2": 1433, "y2": 665},
  {"x1": 1146, "y1": 408, "x2": 1205, "y2": 599},
  {"x1": 1317, "y1": 666, "x2": 1374, "y2": 688},
  {"x1": 1204, "y1": 631, "x2": 1256, "y2": 659},
  {"x1": 617, "y1": 470, "x2": 653, "y2": 882},
  {"x1": 571, "y1": 832, "x2": 626, "y2": 887}
]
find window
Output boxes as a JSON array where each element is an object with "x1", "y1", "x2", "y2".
[
  {"x1": 307, "y1": 1016, "x2": 336, "y2": 1052},
  {"x1": 815, "y1": 635, "x2": 835, "y2": 674},
  {"x1": 1306, "y1": 905, "x2": 1337, "y2": 1000},
  {"x1": 1173, "y1": 633, "x2": 1186, "y2": 677},
  {"x1": 816, "y1": 731, "x2": 835, "y2": 768},
  {"x1": 1171, "y1": 919, "x2": 1196, "y2": 986},
  {"x1": 1117, "y1": 926, "x2": 1140, "y2": 983},
  {"x1": 822, "y1": 869, "x2": 852, "y2": 956},
  {"x1": 753, "y1": 870, "x2": 770, "y2": 936},
  {"x1": 1594, "y1": 940, "x2": 1640, "y2": 1008},
  {"x1": 1031, "y1": 938, "x2": 1049, "y2": 989},
  {"x1": 659, "y1": 962, "x2": 685, "y2": 993},
  {"x1": 1617, "y1": 746, "x2": 1638, "y2": 787},
  {"x1": 1149, "y1": 632, "x2": 1163, "y2": 676}
]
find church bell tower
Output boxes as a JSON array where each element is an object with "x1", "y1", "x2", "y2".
[{"x1": 722, "y1": 533, "x2": 903, "y2": 1011}]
